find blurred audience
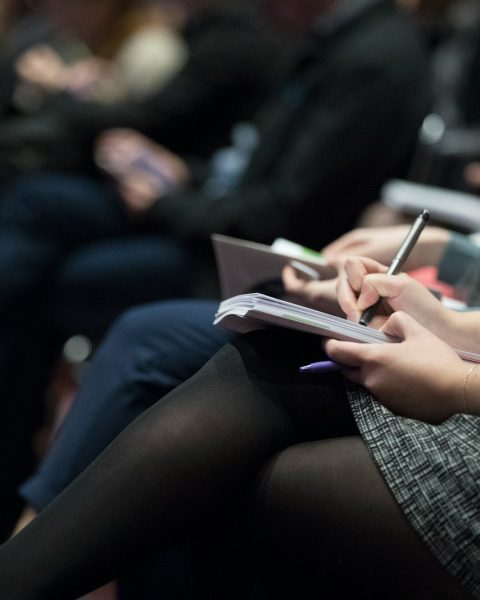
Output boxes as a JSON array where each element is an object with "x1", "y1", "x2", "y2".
[
  {"x1": 0, "y1": 0, "x2": 291, "y2": 178},
  {"x1": 0, "y1": 0, "x2": 292, "y2": 540},
  {"x1": 0, "y1": 0, "x2": 432, "y2": 543},
  {"x1": 14, "y1": 0, "x2": 189, "y2": 106}
]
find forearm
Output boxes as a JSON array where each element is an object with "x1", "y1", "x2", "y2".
[{"x1": 437, "y1": 308, "x2": 480, "y2": 356}]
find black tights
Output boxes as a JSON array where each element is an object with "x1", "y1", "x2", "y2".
[{"x1": 0, "y1": 331, "x2": 472, "y2": 599}]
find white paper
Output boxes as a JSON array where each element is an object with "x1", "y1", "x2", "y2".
[{"x1": 215, "y1": 293, "x2": 480, "y2": 363}]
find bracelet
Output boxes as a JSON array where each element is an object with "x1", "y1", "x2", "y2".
[{"x1": 463, "y1": 364, "x2": 479, "y2": 414}]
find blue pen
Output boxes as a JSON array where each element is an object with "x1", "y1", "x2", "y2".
[{"x1": 299, "y1": 360, "x2": 347, "y2": 373}]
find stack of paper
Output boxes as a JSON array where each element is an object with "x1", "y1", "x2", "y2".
[
  {"x1": 214, "y1": 293, "x2": 480, "y2": 363},
  {"x1": 215, "y1": 293, "x2": 396, "y2": 342}
]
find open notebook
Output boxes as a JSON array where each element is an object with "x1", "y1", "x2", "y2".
[{"x1": 214, "y1": 293, "x2": 480, "y2": 363}]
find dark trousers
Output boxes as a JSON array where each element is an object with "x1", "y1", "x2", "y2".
[
  {"x1": 20, "y1": 299, "x2": 232, "y2": 599},
  {"x1": 20, "y1": 299, "x2": 231, "y2": 510},
  {"x1": 0, "y1": 173, "x2": 194, "y2": 537}
]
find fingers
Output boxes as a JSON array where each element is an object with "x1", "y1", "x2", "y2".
[
  {"x1": 335, "y1": 256, "x2": 388, "y2": 321},
  {"x1": 324, "y1": 338, "x2": 367, "y2": 368},
  {"x1": 322, "y1": 229, "x2": 368, "y2": 257},
  {"x1": 380, "y1": 310, "x2": 425, "y2": 339},
  {"x1": 356, "y1": 272, "x2": 410, "y2": 311},
  {"x1": 283, "y1": 265, "x2": 340, "y2": 314},
  {"x1": 336, "y1": 273, "x2": 360, "y2": 321},
  {"x1": 343, "y1": 256, "x2": 388, "y2": 292},
  {"x1": 95, "y1": 131, "x2": 167, "y2": 182},
  {"x1": 282, "y1": 265, "x2": 305, "y2": 292}
]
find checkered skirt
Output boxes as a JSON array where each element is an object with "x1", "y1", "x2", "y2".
[{"x1": 347, "y1": 383, "x2": 480, "y2": 598}]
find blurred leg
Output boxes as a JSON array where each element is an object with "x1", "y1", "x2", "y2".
[
  {"x1": 0, "y1": 173, "x2": 130, "y2": 312},
  {"x1": 0, "y1": 329, "x2": 355, "y2": 599},
  {"x1": 20, "y1": 300, "x2": 231, "y2": 511},
  {"x1": 49, "y1": 237, "x2": 196, "y2": 336},
  {"x1": 0, "y1": 174, "x2": 195, "y2": 538}
]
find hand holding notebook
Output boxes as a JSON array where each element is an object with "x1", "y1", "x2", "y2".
[{"x1": 324, "y1": 310, "x2": 474, "y2": 423}]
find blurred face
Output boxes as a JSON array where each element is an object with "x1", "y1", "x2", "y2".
[{"x1": 262, "y1": 0, "x2": 336, "y2": 34}]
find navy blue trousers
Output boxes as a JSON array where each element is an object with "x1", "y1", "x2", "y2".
[
  {"x1": 0, "y1": 172, "x2": 194, "y2": 537},
  {"x1": 21, "y1": 299, "x2": 233, "y2": 509}
]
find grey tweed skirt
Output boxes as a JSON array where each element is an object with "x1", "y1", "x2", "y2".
[{"x1": 347, "y1": 383, "x2": 480, "y2": 598}]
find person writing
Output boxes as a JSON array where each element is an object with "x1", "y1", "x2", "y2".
[
  {"x1": 0, "y1": 244, "x2": 479, "y2": 598},
  {"x1": 13, "y1": 221, "x2": 480, "y2": 539}
]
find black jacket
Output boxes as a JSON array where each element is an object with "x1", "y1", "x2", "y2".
[{"x1": 152, "y1": 0, "x2": 433, "y2": 247}]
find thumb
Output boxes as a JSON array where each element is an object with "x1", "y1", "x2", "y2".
[
  {"x1": 357, "y1": 273, "x2": 409, "y2": 311},
  {"x1": 380, "y1": 311, "x2": 424, "y2": 340}
]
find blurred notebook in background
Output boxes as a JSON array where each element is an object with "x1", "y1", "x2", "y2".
[
  {"x1": 382, "y1": 179, "x2": 480, "y2": 232},
  {"x1": 211, "y1": 234, "x2": 334, "y2": 298}
]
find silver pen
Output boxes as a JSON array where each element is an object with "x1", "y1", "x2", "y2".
[{"x1": 359, "y1": 209, "x2": 430, "y2": 326}]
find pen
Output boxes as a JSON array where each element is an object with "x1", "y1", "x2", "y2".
[
  {"x1": 359, "y1": 209, "x2": 430, "y2": 327},
  {"x1": 299, "y1": 360, "x2": 346, "y2": 373},
  {"x1": 289, "y1": 260, "x2": 321, "y2": 281}
]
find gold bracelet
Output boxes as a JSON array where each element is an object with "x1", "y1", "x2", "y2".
[{"x1": 463, "y1": 364, "x2": 479, "y2": 414}]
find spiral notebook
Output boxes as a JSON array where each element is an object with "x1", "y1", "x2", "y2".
[{"x1": 214, "y1": 293, "x2": 480, "y2": 363}]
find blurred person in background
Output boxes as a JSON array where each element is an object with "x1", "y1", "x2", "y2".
[
  {"x1": 13, "y1": 0, "x2": 189, "y2": 106},
  {"x1": 0, "y1": 0, "x2": 293, "y2": 540},
  {"x1": 0, "y1": 0, "x2": 290, "y2": 177},
  {"x1": 0, "y1": 0, "x2": 433, "y2": 543}
]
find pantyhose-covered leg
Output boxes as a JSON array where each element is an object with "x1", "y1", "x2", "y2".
[
  {"x1": 247, "y1": 438, "x2": 475, "y2": 600},
  {"x1": 0, "y1": 330, "x2": 356, "y2": 599}
]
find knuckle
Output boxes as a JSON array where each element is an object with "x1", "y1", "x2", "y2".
[{"x1": 362, "y1": 345, "x2": 382, "y2": 366}]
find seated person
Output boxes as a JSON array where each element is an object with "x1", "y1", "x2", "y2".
[
  {"x1": 0, "y1": 0, "x2": 432, "y2": 539},
  {"x1": 15, "y1": 223, "x2": 479, "y2": 532},
  {"x1": 1, "y1": 246, "x2": 479, "y2": 598}
]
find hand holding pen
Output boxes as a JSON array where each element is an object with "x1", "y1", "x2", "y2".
[
  {"x1": 301, "y1": 210, "x2": 436, "y2": 374},
  {"x1": 358, "y1": 210, "x2": 430, "y2": 325}
]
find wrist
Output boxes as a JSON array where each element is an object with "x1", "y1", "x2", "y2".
[
  {"x1": 440, "y1": 310, "x2": 480, "y2": 355},
  {"x1": 433, "y1": 306, "x2": 467, "y2": 347}
]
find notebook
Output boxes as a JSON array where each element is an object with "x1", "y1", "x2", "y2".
[
  {"x1": 211, "y1": 234, "x2": 334, "y2": 298},
  {"x1": 214, "y1": 293, "x2": 480, "y2": 363}
]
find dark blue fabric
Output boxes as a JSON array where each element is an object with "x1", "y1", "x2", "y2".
[
  {"x1": 20, "y1": 299, "x2": 233, "y2": 510},
  {"x1": 0, "y1": 173, "x2": 195, "y2": 537},
  {"x1": 49, "y1": 236, "x2": 196, "y2": 337},
  {"x1": 0, "y1": 173, "x2": 194, "y2": 314}
]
